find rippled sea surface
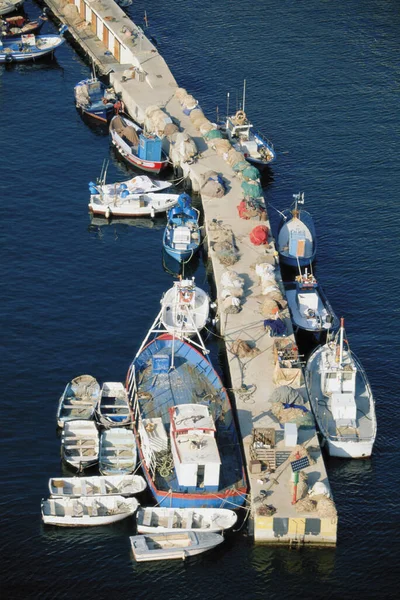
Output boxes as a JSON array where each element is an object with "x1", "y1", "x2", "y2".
[{"x1": 1, "y1": 1, "x2": 399, "y2": 598}]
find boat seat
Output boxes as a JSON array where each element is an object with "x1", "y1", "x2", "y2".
[
  {"x1": 184, "y1": 511, "x2": 193, "y2": 529},
  {"x1": 142, "y1": 511, "x2": 152, "y2": 527}
]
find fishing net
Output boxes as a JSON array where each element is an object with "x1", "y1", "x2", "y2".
[
  {"x1": 204, "y1": 129, "x2": 223, "y2": 141},
  {"x1": 250, "y1": 225, "x2": 269, "y2": 246},
  {"x1": 230, "y1": 340, "x2": 260, "y2": 359},
  {"x1": 242, "y1": 166, "x2": 260, "y2": 181},
  {"x1": 242, "y1": 180, "x2": 263, "y2": 198}
]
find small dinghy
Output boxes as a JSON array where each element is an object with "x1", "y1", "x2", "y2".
[
  {"x1": 0, "y1": 25, "x2": 67, "y2": 63},
  {"x1": 0, "y1": 10, "x2": 47, "y2": 38},
  {"x1": 61, "y1": 420, "x2": 99, "y2": 471},
  {"x1": 0, "y1": 0, "x2": 24, "y2": 17},
  {"x1": 97, "y1": 381, "x2": 132, "y2": 428},
  {"x1": 41, "y1": 495, "x2": 139, "y2": 527},
  {"x1": 285, "y1": 270, "x2": 339, "y2": 342},
  {"x1": 163, "y1": 193, "x2": 201, "y2": 263},
  {"x1": 276, "y1": 192, "x2": 317, "y2": 268},
  {"x1": 130, "y1": 531, "x2": 224, "y2": 562},
  {"x1": 57, "y1": 374, "x2": 100, "y2": 428},
  {"x1": 305, "y1": 318, "x2": 377, "y2": 458},
  {"x1": 89, "y1": 167, "x2": 172, "y2": 200},
  {"x1": 110, "y1": 114, "x2": 169, "y2": 174},
  {"x1": 136, "y1": 507, "x2": 237, "y2": 534},
  {"x1": 48, "y1": 474, "x2": 147, "y2": 498},
  {"x1": 74, "y1": 74, "x2": 118, "y2": 123},
  {"x1": 99, "y1": 428, "x2": 137, "y2": 475},
  {"x1": 160, "y1": 277, "x2": 210, "y2": 338}
]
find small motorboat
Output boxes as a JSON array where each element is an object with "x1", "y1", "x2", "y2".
[
  {"x1": 276, "y1": 192, "x2": 317, "y2": 268},
  {"x1": 0, "y1": 0, "x2": 24, "y2": 17},
  {"x1": 0, "y1": 25, "x2": 67, "y2": 63},
  {"x1": 88, "y1": 191, "x2": 180, "y2": 219},
  {"x1": 97, "y1": 381, "x2": 132, "y2": 428},
  {"x1": 57, "y1": 374, "x2": 100, "y2": 429},
  {"x1": 48, "y1": 474, "x2": 147, "y2": 498},
  {"x1": 136, "y1": 507, "x2": 237, "y2": 534},
  {"x1": 163, "y1": 193, "x2": 201, "y2": 263},
  {"x1": 110, "y1": 114, "x2": 169, "y2": 174},
  {"x1": 130, "y1": 531, "x2": 224, "y2": 562},
  {"x1": 99, "y1": 428, "x2": 137, "y2": 476},
  {"x1": 61, "y1": 420, "x2": 99, "y2": 472},
  {"x1": 285, "y1": 270, "x2": 339, "y2": 342},
  {"x1": 222, "y1": 81, "x2": 275, "y2": 168},
  {"x1": 305, "y1": 318, "x2": 377, "y2": 458},
  {"x1": 0, "y1": 10, "x2": 47, "y2": 38},
  {"x1": 74, "y1": 73, "x2": 118, "y2": 123},
  {"x1": 41, "y1": 495, "x2": 139, "y2": 527},
  {"x1": 160, "y1": 277, "x2": 210, "y2": 338}
]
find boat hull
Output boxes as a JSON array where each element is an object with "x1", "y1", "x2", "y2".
[
  {"x1": 0, "y1": 35, "x2": 65, "y2": 63},
  {"x1": 88, "y1": 193, "x2": 179, "y2": 218},
  {"x1": 111, "y1": 140, "x2": 168, "y2": 173}
]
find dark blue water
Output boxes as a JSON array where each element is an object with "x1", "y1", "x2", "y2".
[{"x1": 1, "y1": 1, "x2": 399, "y2": 598}]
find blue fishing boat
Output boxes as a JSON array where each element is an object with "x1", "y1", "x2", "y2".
[
  {"x1": 0, "y1": 10, "x2": 47, "y2": 38},
  {"x1": 0, "y1": 24, "x2": 67, "y2": 63},
  {"x1": 276, "y1": 192, "x2": 317, "y2": 268},
  {"x1": 284, "y1": 269, "x2": 339, "y2": 342},
  {"x1": 163, "y1": 193, "x2": 201, "y2": 263},
  {"x1": 126, "y1": 323, "x2": 248, "y2": 509},
  {"x1": 74, "y1": 72, "x2": 119, "y2": 123},
  {"x1": 0, "y1": 0, "x2": 24, "y2": 17}
]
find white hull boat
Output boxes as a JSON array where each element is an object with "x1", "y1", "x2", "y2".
[
  {"x1": 136, "y1": 507, "x2": 237, "y2": 534},
  {"x1": 89, "y1": 174, "x2": 172, "y2": 199},
  {"x1": 57, "y1": 374, "x2": 100, "y2": 428},
  {"x1": 305, "y1": 319, "x2": 377, "y2": 458},
  {"x1": 41, "y1": 495, "x2": 139, "y2": 526},
  {"x1": 97, "y1": 381, "x2": 132, "y2": 428},
  {"x1": 99, "y1": 428, "x2": 137, "y2": 475},
  {"x1": 48, "y1": 474, "x2": 147, "y2": 498},
  {"x1": 130, "y1": 531, "x2": 224, "y2": 561},
  {"x1": 160, "y1": 278, "x2": 210, "y2": 338},
  {"x1": 61, "y1": 420, "x2": 99, "y2": 471},
  {"x1": 88, "y1": 191, "x2": 180, "y2": 218}
]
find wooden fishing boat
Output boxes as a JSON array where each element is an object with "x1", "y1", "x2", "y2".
[
  {"x1": 130, "y1": 531, "x2": 224, "y2": 562},
  {"x1": 0, "y1": 25, "x2": 67, "y2": 63},
  {"x1": 74, "y1": 76, "x2": 118, "y2": 123},
  {"x1": 61, "y1": 420, "x2": 99, "y2": 471},
  {"x1": 276, "y1": 192, "x2": 317, "y2": 268},
  {"x1": 0, "y1": 0, "x2": 24, "y2": 17},
  {"x1": 0, "y1": 11, "x2": 47, "y2": 38},
  {"x1": 41, "y1": 495, "x2": 139, "y2": 527},
  {"x1": 109, "y1": 114, "x2": 169, "y2": 174},
  {"x1": 160, "y1": 277, "x2": 210, "y2": 338},
  {"x1": 125, "y1": 322, "x2": 248, "y2": 509},
  {"x1": 57, "y1": 374, "x2": 100, "y2": 429},
  {"x1": 97, "y1": 381, "x2": 132, "y2": 428},
  {"x1": 163, "y1": 194, "x2": 201, "y2": 263},
  {"x1": 285, "y1": 270, "x2": 339, "y2": 342},
  {"x1": 305, "y1": 318, "x2": 377, "y2": 458},
  {"x1": 99, "y1": 428, "x2": 137, "y2": 475},
  {"x1": 136, "y1": 506, "x2": 237, "y2": 533},
  {"x1": 48, "y1": 474, "x2": 147, "y2": 498},
  {"x1": 89, "y1": 191, "x2": 180, "y2": 219}
]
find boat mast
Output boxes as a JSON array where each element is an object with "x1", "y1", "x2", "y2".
[
  {"x1": 242, "y1": 79, "x2": 246, "y2": 113},
  {"x1": 339, "y1": 317, "x2": 345, "y2": 366},
  {"x1": 226, "y1": 92, "x2": 230, "y2": 119}
]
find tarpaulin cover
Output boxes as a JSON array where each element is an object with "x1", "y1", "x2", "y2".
[
  {"x1": 250, "y1": 225, "x2": 269, "y2": 245},
  {"x1": 269, "y1": 385, "x2": 303, "y2": 405},
  {"x1": 264, "y1": 318, "x2": 287, "y2": 336}
]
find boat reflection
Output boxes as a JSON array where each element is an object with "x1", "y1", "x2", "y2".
[
  {"x1": 88, "y1": 214, "x2": 167, "y2": 233},
  {"x1": 162, "y1": 246, "x2": 200, "y2": 279}
]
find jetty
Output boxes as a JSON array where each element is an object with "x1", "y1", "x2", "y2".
[{"x1": 44, "y1": 0, "x2": 337, "y2": 545}]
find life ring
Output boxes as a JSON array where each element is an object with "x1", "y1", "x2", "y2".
[
  {"x1": 179, "y1": 290, "x2": 194, "y2": 303},
  {"x1": 235, "y1": 110, "x2": 246, "y2": 124}
]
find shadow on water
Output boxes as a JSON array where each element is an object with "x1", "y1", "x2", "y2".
[
  {"x1": 1, "y1": 55, "x2": 64, "y2": 74},
  {"x1": 161, "y1": 247, "x2": 201, "y2": 279}
]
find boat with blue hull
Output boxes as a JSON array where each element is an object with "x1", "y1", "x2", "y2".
[
  {"x1": 126, "y1": 330, "x2": 248, "y2": 509},
  {"x1": 276, "y1": 192, "x2": 317, "y2": 268},
  {"x1": 0, "y1": 11, "x2": 47, "y2": 38},
  {"x1": 74, "y1": 75, "x2": 118, "y2": 123},
  {"x1": 0, "y1": 25, "x2": 67, "y2": 63},
  {"x1": 163, "y1": 194, "x2": 201, "y2": 263}
]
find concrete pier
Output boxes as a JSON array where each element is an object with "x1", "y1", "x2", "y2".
[{"x1": 44, "y1": 0, "x2": 337, "y2": 545}]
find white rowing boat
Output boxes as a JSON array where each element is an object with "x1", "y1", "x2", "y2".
[
  {"x1": 48, "y1": 474, "x2": 146, "y2": 498},
  {"x1": 136, "y1": 506, "x2": 237, "y2": 533},
  {"x1": 41, "y1": 495, "x2": 139, "y2": 526}
]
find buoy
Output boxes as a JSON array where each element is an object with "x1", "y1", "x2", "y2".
[
  {"x1": 150, "y1": 207, "x2": 155, "y2": 218},
  {"x1": 105, "y1": 207, "x2": 111, "y2": 219}
]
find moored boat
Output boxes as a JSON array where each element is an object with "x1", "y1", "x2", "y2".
[
  {"x1": 276, "y1": 192, "x2": 317, "y2": 268},
  {"x1": 57, "y1": 374, "x2": 100, "y2": 429},
  {"x1": 305, "y1": 318, "x2": 377, "y2": 458},
  {"x1": 61, "y1": 420, "x2": 99, "y2": 471},
  {"x1": 125, "y1": 324, "x2": 248, "y2": 509},
  {"x1": 97, "y1": 381, "x2": 132, "y2": 428},
  {"x1": 41, "y1": 495, "x2": 139, "y2": 527},
  {"x1": 89, "y1": 191, "x2": 180, "y2": 219},
  {"x1": 0, "y1": 11, "x2": 47, "y2": 38},
  {"x1": 163, "y1": 194, "x2": 201, "y2": 263},
  {"x1": 160, "y1": 277, "x2": 210, "y2": 338},
  {"x1": 74, "y1": 72, "x2": 119, "y2": 123},
  {"x1": 89, "y1": 171, "x2": 172, "y2": 199},
  {"x1": 0, "y1": 0, "x2": 25, "y2": 17},
  {"x1": 285, "y1": 270, "x2": 339, "y2": 342},
  {"x1": 130, "y1": 531, "x2": 224, "y2": 562},
  {"x1": 110, "y1": 114, "x2": 169, "y2": 174},
  {"x1": 136, "y1": 506, "x2": 237, "y2": 534},
  {"x1": 99, "y1": 428, "x2": 137, "y2": 475},
  {"x1": 0, "y1": 25, "x2": 67, "y2": 63},
  {"x1": 48, "y1": 474, "x2": 147, "y2": 497}
]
